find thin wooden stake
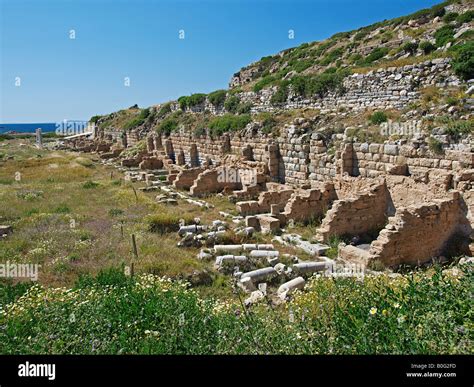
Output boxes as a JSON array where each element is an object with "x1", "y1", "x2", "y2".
[{"x1": 131, "y1": 234, "x2": 139, "y2": 277}]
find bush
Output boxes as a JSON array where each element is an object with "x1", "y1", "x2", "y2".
[
  {"x1": 224, "y1": 95, "x2": 240, "y2": 113},
  {"x1": 354, "y1": 30, "x2": 369, "y2": 41},
  {"x1": 419, "y1": 41, "x2": 436, "y2": 54},
  {"x1": 123, "y1": 108, "x2": 150, "y2": 130},
  {"x1": 253, "y1": 75, "x2": 276, "y2": 92},
  {"x1": 236, "y1": 102, "x2": 252, "y2": 114},
  {"x1": 292, "y1": 59, "x2": 313, "y2": 73},
  {"x1": 452, "y1": 42, "x2": 474, "y2": 81},
  {"x1": 369, "y1": 111, "x2": 388, "y2": 125},
  {"x1": 156, "y1": 117, "x2": 178, "y2": 136},
  {"x1": 357, "y1": 47, "x2": 389, "y2": 66},
  {"x1": 456, "y1": 10, "x2": 474, "y2": 24},
  {"x1": 82, "y1": 181, "x2": 99, "y2": 189},
  {"x1": 428, "y1": 137, "x2": 444, "y2": 154},
  {"x1": 401, "y1": 41, "x2": 419, "y2": 55},
  {"x1": 157, "y1": 103, "x2": 172, "y2": 118},
  {"x1": 320, "y1": 47, "x2": 344, "y2": 66},
  {"x1": 145, "y1": 213, "x2": 193, "y2": 234},
  {"x1": 208, "y1": 114, "x2": 251, "y2": 137},
  {"x1": 90, "y1": 115, "x2": 101, "y2": 123},
  {"x1": 178, "y1": 93, "x2": 206, "y2": 110},
  {"x1": 430, "y1": 3, "x2": 446, "y2": 18},
  {"x1": 434, "y1": 25, "x2": 454, "y2": 47},
  {"x1": 207, "y1": 90, "x2": 227, "y2": 107},
  {"x1": 444, "y1": 119, "x2": 474, "y2": 139},
  {"x1": 443, "y1": 12, "x2": 458, "y2": 23},
  {"x1": 54, "y1": 204, "x2": 71, "y2": 214},
  {"x1": 270, "y1": 83, "x2": 289, "y2": 105}
]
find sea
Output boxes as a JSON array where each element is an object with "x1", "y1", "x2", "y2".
[{"x1": 0, "y1": 121, "x2": 88, "y2": 135}]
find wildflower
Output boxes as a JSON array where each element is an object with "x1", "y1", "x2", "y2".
[
  {"x1": 393, "y1": 303, "x2": 400, "y2": 309},
  {"x1": 382, "y1": 309, "x2": 388, "y2": 316},
  {"x1": 397, "y1": 315, "x2": 406, "y2": 324},
  {"x1": 369, "y1": 307, "x2": 377, "y2": 316}
]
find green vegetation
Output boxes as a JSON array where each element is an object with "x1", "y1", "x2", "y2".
[
  {"x1": 320, "y1": 47, "x2": 344, "y2": 66},
  {"x1": 207, "y1": 90, "x2": 227, "y2": 107},
  {"x1": 434, "y1": 25, "x2": 455, "y2": 47},
  {"x1": 443, "y1": 12, "x2": 459, "y2": 23},
  {"x1": 451, "y1": 41, "x2": 474, "y2": 81},
  {"x1": 145, "y1": 213, "x2": 193, "y2": 234},
  {"x1": 253, "y1": 75, "x2": 277, "y2": 92},
  {"x1": 369, "y1": 111, "x2": 388, "y2": 125},
  {"x1": 357, "y1": 47, "x2": 389, "y2": 66},
  {"x1": 123, "y1": 108, "x2": 150, "y2": 130},
  {"x1": 157, "y1": 103, "x2": 172, "y2": 119},
  {"x1": 178, "y1": 94, "x2": 207, "y2": 110},
  {"x1": 82, "y1": 181, "x2": 100, "y2": 189},
  {"x1": 1, "y1": 265, "x2": 471, "y2": 354},
  {"x1": 156, "y1": 116, "x2": 179, "y2": 136},
  {"x1": 456, "y1": 10, "x2": 474, "y2": 24},
  {"x1": 270, "y1": 83, "x2": 290, "y2": 104},
  {"x1": 90, "y1": 115, "x2": 102, "y2": 123},
  {"x1": 224, "y1": 95, "x2": 240, "y2": 113},
  {"x1": 419, "y1": 41, "x2": 436, "y2": 54},
  {"x1": 428, "y1": 137, "x2": 444, "y2": 154},
  {"x1": 401, "y1": 41, "x2": 419, "y2": 55},
  {"x1": 208, "y1": 114, "x2": 251, "y2": 137}
]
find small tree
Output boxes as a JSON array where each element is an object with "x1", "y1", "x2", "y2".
[{"x1": 452, "y1": 42, "x2": 474, "y2": 81}]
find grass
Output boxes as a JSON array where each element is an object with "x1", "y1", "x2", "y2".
[{"x1": 0, "y1": 265, "x2": 471, "y2": 354}]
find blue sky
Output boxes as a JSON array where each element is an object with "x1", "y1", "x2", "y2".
[{"x1": 0, "y1": 0, "x2": 441, "y2": 122}]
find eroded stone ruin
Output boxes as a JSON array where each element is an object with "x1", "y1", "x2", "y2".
[{"x1": 61, "y1": 1, "x2": 474, "y2": 278}]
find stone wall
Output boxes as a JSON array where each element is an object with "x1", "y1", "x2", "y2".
[
  {"x1": 163, "y1": 131, "x2": 474, "y2": 188},
  {"x1": 350, "y1": 142, "x2": 474, "y2": 180},
  {"x1": 282, "y1": 183, "x2": 337, "y2": 223},
  {"x1": 237, "y1": 58, "x2": 458, "y2": 113},
  {"x1": 318, "y1": 180, "x2": 390, "y2": 241},
  {"x1": 369, "y1": 192, "x2": 471, "y2": 267}
]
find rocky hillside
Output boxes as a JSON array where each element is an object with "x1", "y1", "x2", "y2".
[{"x1": 93, "y1": 0, "x2": 473, "y2": 147}]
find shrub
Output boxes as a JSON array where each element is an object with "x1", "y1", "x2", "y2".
[
  {"x1": 434, "y1": 25, "x2": 454, "y2": 47},
  {"x1": 123, "y1": 108, "x2": 150, "y2": 130},
  {"x1": 90, "y1": 115, "x2": 101, "y2": 123},
  {"x1": 157, "y1": 103, "x2": 172, "y2": 118},
  {"x1": 224, "y1": 95, "x2": 240, "y2": 113},
  {"x1": 430, "y1": 3, "x2": 446, "y2": 18},
  {"x1": 445, "y1": 119, "x2": 474, "y2": 139},
  {"x1": 451, "y1": 42, "x2": 474, "y2": 81},
  {"x1": 443, "y1": 12, "x2": 458, "y2": 23},
  {"x1": 54, "y1": 204, "x2": 71, "y2": 214},
  {"x1": 156, "y1": 115, "x2": 179, "y2": 135},
  {"x1": 270, "y1": 83, "x2": 289, "y2": 104},
  {"x1": 292, "y1": 59, "x2": 313, "y2": 73},
  {"x1": 456, "y1": 10, "x2": 474, "y2": 24},
  {"x1": 369, "y1": 111, "x2": 388, "y2": 125},
  {"x1": 428, "y1": 137, "x2": 444, "y2": 154},
  {"x1": 178, "y1": 93, "x2": 206, "y2": 110},
  {"x1": 354, "y1": 30, "x2": 369, "y2": 41},
  {"x1": 208, "y1": 114, "x2": 251, "y2": 137},
  {"x1": 253, "y1": 75, "x2": 276, "y2": 92},
  {"x1": 321, "y1": 47, "x2": 344, "y2": 66},
  {"x1": 419, "y1": 41, "x2": 436, "y2": 54},
  {"x1": 357, "y1": 47, "x2": 389, "y2": 66},
  {"x1": 207, "y1": 90, "x2": 227, "y2": 107},
  {"x1": 401, "y1": 41, "x2": 419, "y2": 55},
  {"x1": 236, "y1": 102, "x2": 252, "y2": 115},
  {"x1": 145, "y1": 213, "x2": 192, "y2": 234},
  {"x1": 82, "y1": 181, "x2": 99, "y2": 189}
]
